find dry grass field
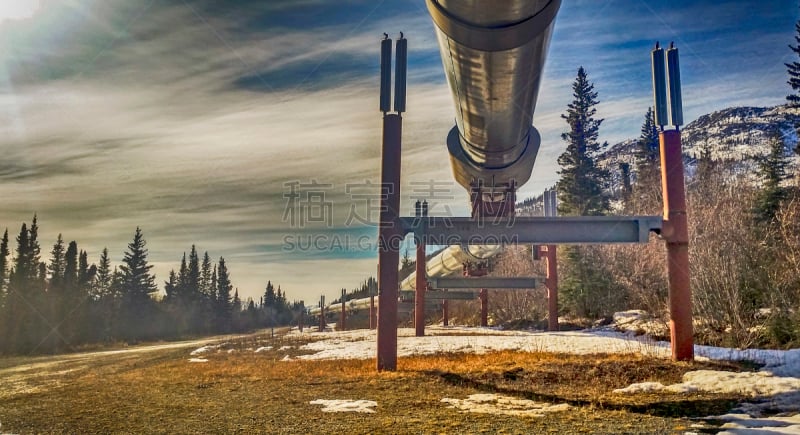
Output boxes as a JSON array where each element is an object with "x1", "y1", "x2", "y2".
[{"x1": 0, "y1": 331, "x2": 752, "y2": 434}]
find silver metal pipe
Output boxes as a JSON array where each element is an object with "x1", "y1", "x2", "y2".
[{"x1": 427, "y1": 0, "x2": 561, "y2": 190}]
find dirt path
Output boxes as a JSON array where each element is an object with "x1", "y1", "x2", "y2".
[{"x1": 0, "y1": 330, "x2": 279, "y2": 400}]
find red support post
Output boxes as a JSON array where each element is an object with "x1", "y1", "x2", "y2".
[
  {"x1": 415, "y1": 237, "x2": 426, "y2": 336},
  {"x1": 298, "y1": 300, "x2": 304, "y2": 333},
  {"x1": 660, "y1": 129, "x2": 693, "y2": 361},
  {"x1": 377, "y1": 113, "x2": 402, "y2": 371},
  {"x1": 543, "y1": 245, "x2": 559, "y2": 331},
  {"x1": 369, "y1": 294, "x2": 375, "y2": 330},
  {"x1": 340, "y1": 290, "x2": 346, "y2": 332},
  {"x1": 479, "y1": 288, "x2": 488, "y2": 327}
]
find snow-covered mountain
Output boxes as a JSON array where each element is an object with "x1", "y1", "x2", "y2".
[
  {"x1": 518, "y1": 104, "x2": 800, "y2": 212},
  {"x1": 600, "y1": 104, "x2": 800, "y2": 179}
]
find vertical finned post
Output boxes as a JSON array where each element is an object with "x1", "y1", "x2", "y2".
[
  {"x1": 380, "y1": 37, "x2": 393, "y2": 113},
  {"x1": 394, "y1": 36, "x2": 408, "y2": 113},
  {"x1": 651, "y1": 43, "x2": 668, "y2": 127},
  {"x1": 666, "y1": 44, "x2": 683, "y2": 127},
  {"x1": 660, "y1": 130, "x2": 693, "y2": 361},
  {"x1": 377, "y1": 113, "x2": 402, "y2": 371}
]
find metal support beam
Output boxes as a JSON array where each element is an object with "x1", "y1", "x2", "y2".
[
  {"x1": 479, "y1": 288, "x2": 488, "y2": 327},
  {"x1": 661, "y1": 129, "x2": 693, "y2": 361},
  {"x1": 429, "y1": 276, "x2": 544, "y2": 289},
  {"x1": 400, "y1": 216, "x2": 662, "y2": 245},
  {"x1": 415, "y1": 200, "x2": 428, "y2": 337},
  {"x1": 541, "y1": 245, "x2": 559, "y2": 331},
  {"x1": 340, "y1": 289, "x2": 346, "y2": 331},
  {"x1": 376, "y1": 112, "x2": 402, "y2": 371},
  {"x1": 401, "y1": 290, "x2": 476, "y2": 300}
]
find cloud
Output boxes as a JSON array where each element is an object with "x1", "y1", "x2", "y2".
[{"x1": 0, "y1": 0, "x2": 796, "y2": 302}]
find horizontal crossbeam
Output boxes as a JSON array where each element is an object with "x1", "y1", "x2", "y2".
[
  {"x1": 400, "y1": 290, "x2": 476, "y2": 300},
  {"x1": 399, "y1": 216, "x2": 662, "y2": 244},
  {"x1": 429, "y1": 277, "x2": 545, "y2": 289}
]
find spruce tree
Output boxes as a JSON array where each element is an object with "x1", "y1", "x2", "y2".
[
  {"x1": 200, "y1": 251, "x2": 212, "y2": 298},
  {"x1": 118, "y1": 227, "x2": 158, "y2": 340},
  {"x1": 47, "y1": 234, "x2": 66, "y2": 292},
  {"x1": 216, "y1": 257, "x2": 232, "y2": 330},
  {"x1": 118, "y1": 227, "x2": 157, "y2": 302},
  {"x1": 557, "y1": 67, "x2": 610, "y2": 216},
  {"x1": 187, "y1": 245, "x2": 200, "y2": 300},
  {"x1": 635, "y1": 107, "x2": 660, "y2": 179},
  {"x1": 94, "y1": 248, "x2": 113, "y2": 299},
  {"x1": 754, "y1": 134, "x2": 790, "y2": 223},
  {"x1": 0, "y1": 228, "x2": 8, "y2": 296},
  {"x1": 787, "y1": 16, "x2": 800, "y2": 107}
]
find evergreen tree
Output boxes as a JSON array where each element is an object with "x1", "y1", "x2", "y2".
[
  {"x1": 635, "y1": 107, "x2": 660, "y2": 179},
  {"x1": 556, "y1": 67, "x2": 610, "y2": 216},
  {"x1": 0, "y1": 228, "x2": 8, "y2": 297},
  {"x1": 187, "y1": 245, "x2": 200, "y2": 300},
  {"x1": 94, "y1": 248, "x2": 113, "y2": 300},
  {"x1": 63, "y1": 241, "x2": 78, "y2": 294},
  {"x1": 164, "y1": 269, "x2": 179, "y2": 302},
  {"x1": 264, "y1": 281, "x2": 276, "y2": 308},
  {"x1": 787, "y1": 16, "x2": 800, "y2": 107},
  {"x1": 47, "y1": 234, "x2": 66, "y2": 292},
  {"x1": 754, "y1": 134, "x2": 791, "y2": 223},
  {"x1": 78, "y1": 250, "x2": 93, "y2": 292},
  {"x1": 216, "y1": 257, "x2": 232, "y2": 330},
  {"x1": 200, "y1": 251, "x2": 212, "y2": 298},
  {"x1": 177, "y1": 253, "x2": 188, "y2": 300},
  {"x1": 118, "y1": 227, "x2": 158, "y2": 340}
]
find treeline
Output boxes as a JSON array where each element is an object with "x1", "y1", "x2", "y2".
[{"x1": 0, "y1": 221, "x2": 303, "y2": 355}]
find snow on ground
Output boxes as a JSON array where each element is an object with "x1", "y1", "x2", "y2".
[
  {"x1": 309, "y1": 399, "x2": 377, "y2": 413},
  {"x1": 189, "y1": 345, "x2": 218, "y2": 356},
  {"x1": 254, "y1": 346, "x2": 272, "y2": 353},
  {"x1": 441, "y1": 394, "x2": 570, "y2": 417},
  {"x1": 285, "y1": 323, "x2": 800, "y2": 425},
  {"x1": 187, "y1": 358, "x2": 208, "y2": 363},
  {"x1": 712, "y1": 413, "x2": 800, "y2": 434}
]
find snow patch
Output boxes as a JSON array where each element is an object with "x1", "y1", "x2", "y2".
[
  {"x1": 713, "y1": 413, "x2": 800, "y2": 434},
  {"x1": 309, "y1": 399, "x2": 377, "y2": 413},
  {"x1": 254, "y1": 346, "x2": 272, "y2": 353},
  {"x1": 441, "y1": 394, "x2": 570, "y2": 417},
  {"x1": 189, "y1": 345, "x2": 217, "y2": 356},
  {"x1": 188, "y1": 358, "x2": 208, "y2": 363}
]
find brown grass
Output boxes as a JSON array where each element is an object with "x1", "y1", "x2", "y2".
[{"x1": 0, "y1": 333, "x2": 749, "y2": 434}]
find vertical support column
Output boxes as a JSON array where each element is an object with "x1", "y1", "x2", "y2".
[
  {"x1": 442, "y1": 298, "x2": 449, "y2": 327},
  {"x1": 479, "y1": 288, "x2": 488, "y2": 327},
  {"x1": 370, "y1": 292, "x2": 376, "y2": 330},
  {"x1": 414, "y1": 200, "x2": 427, "y2": 337},
  {"x1": 660, "y1": 129, "x2": 693, "y2": 361},
  {"x1": 298, "y1": 300, "x2": 304, "y2": 333},
  {"x1": 376, "y1": 112, "x2": 402, "y2": 371},
  {"x1": 318, "y1": 295, "x2": 325, "y2": 332},
  {"x1": 543, "y1": 189, "x2": 559, "y2": 331},
  {"x1": 340, "y1": 289, "x2": 346, "y2": 331},
  {"x1": 544, "y1": 246, "x2": 559, "y2": 331}
]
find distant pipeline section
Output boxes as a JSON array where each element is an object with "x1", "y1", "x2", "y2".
[{"x1": 426, "y1": 0, "x2": 561, "y2": 192}]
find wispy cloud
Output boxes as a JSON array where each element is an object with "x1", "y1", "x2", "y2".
[{"x1": 0, "y1": 0, "x2": 796, "y2": 302}]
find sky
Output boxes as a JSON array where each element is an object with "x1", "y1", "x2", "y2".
[{"x1": 0, "y1": 0, "x2": 797, "y2": 304}]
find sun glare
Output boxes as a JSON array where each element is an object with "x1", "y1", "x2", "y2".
[{"x1": 0, "y1": 0, "x2": 42, "y2": 23}]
